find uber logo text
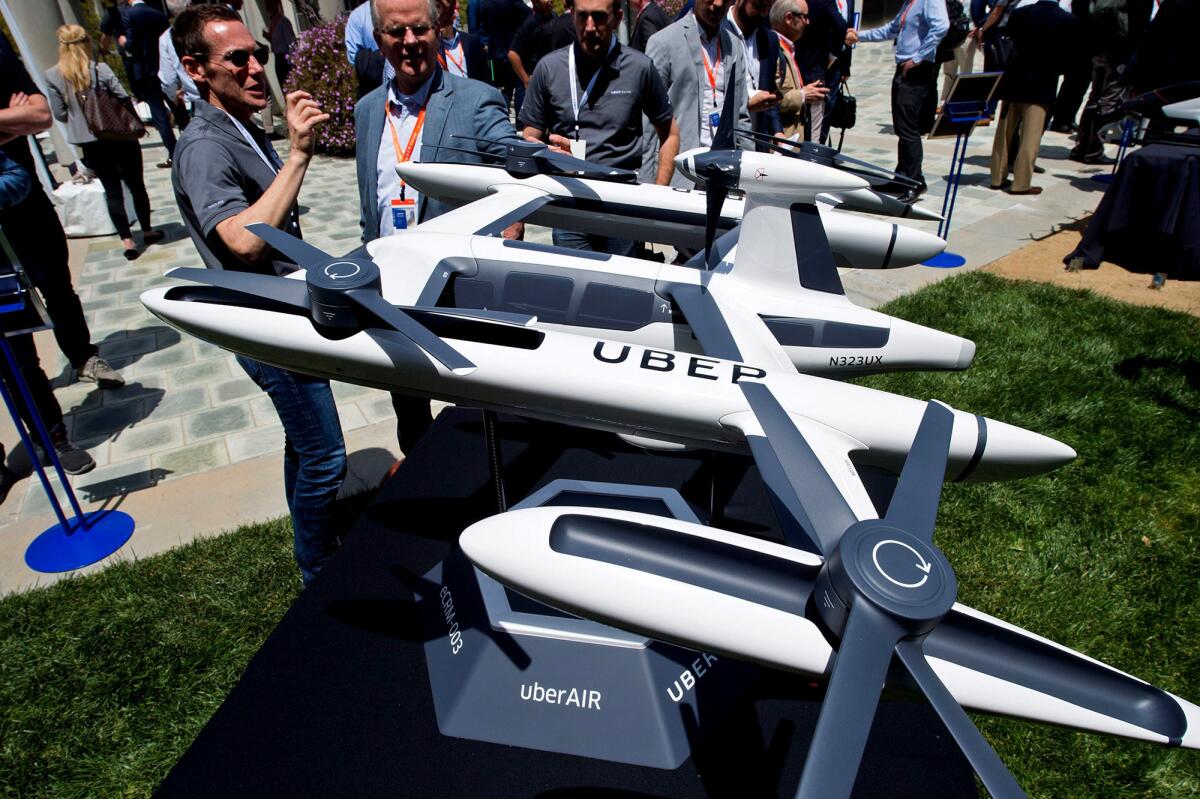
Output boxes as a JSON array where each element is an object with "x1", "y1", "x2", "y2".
[{"x1": 519, "y1": 681, "x2": 602, "y2": 710}]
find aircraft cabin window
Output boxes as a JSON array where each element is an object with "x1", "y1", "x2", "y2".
[
  {"x1": 453, "y1": 278, "x2": 495, "y2": 310},
  {"x1": 502, "y1": 272, "x2": 575, "y2": 323},
  {"x1": 577, "y1": 284, "x2": 655, "y2": 331}
]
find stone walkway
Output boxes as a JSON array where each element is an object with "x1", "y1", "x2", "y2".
[{"x1": 0, "y1": 46, "x2": 1114, "y2": 594}]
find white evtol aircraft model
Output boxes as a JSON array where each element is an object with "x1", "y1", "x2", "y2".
[
  {"x1": 460, "y1": 398, "x2": 1200, "y2": 798},
  {"x1": 141, "y1": 214, "x2": 1073, "y2": 530},
  {"x1": 395, "y1": 159, "x2": 947, "y2": 270}
]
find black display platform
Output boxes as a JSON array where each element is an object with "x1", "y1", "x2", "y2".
[{"x1": 155, "y1": 409, "x2": 977, "y2": 798}]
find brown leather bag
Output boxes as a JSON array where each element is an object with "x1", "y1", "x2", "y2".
[{"x1": 78, "y1": 64, "x2": 145, "y2": 142}]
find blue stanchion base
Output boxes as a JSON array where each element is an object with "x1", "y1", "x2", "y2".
[
  {"x1": 923, "y1": 252, "x2": 967, "y2": 268},
  {"x1": 1091, "y1": 173, "x2": 1115, "y2": 184},
  {"x1": 24, "y1": 510, "x2": 135, "y2": 573}
]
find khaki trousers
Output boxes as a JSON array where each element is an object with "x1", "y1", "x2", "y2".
[{"x1": 990, "y1": 101, "x2": 1048, "y2": 192}]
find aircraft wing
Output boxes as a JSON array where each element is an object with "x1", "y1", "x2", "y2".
[{"x1": 414, "y1": 184, "x2": 555, "y2": 237}]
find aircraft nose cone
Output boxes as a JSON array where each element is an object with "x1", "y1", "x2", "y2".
[
  {"x1": 893, "y1": 226, "x2": 947, "y2": 265},
  {"x1": 973, "y1": 418, "x2": 1077, "y2": 480},
  {"x1": 674, "y1": 148, "x2": 704, "y2": 183},
  {"x1": 957, "y1": 338, "x2": 976, "y2": 369}
]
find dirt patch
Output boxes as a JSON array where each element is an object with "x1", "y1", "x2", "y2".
[{"x1": 983, "y1": 223, "x2": 1200, "y2": 317}]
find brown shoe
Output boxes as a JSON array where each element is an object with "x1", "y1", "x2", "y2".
[{"x1": 1008, "y1": 187, "x2": 1043, "y2": 196}]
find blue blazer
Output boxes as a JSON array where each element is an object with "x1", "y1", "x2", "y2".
[
  {"x1": 125, "y1": 2, "x2": 169, "y2": 84},
  {"x1": 355, "y1": 68, "x2": 522, "y2": 243}
]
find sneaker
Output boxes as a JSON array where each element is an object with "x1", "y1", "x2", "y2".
[
  {"x1": 51, "y1": 440, "x2": 95, "y2": 476},
  {"x1": 78, "y1": 355, "x2": 125, "y2": 389}
]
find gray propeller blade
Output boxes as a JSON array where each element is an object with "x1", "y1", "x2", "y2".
[
  {"x1": 344, "y1": 287, "x2": 476, "y2": 374},
  {"x1": 795, "y1": 602, "x2": 906, "y2": 799},
  {"x1": 883, "y1": 401, "x2": 956, "y2": 542},
  {"x1": 894, "y1": 640, "x2": 1027, "y2": 799},
  {"x1": 740, "y1": 382, "x2": 859, "y2": 556},
  {"x1": 704, "y1": 186, "x2": 727, "y2": 270},
  {"x1": 167, "y1": 267, "x2": 311, "y2": 311},
  {"x1": 662, "y1": 282, "x2": 742, "y2": 362},
  {"x1": 245, "y1": 222, "x2": 335, "y2": 270}
]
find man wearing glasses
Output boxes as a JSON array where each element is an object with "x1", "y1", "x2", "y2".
[
  {"x1": 519, "y1": 0, "x2": 679, "y2": 256},
  {"x1": 171, "y1": 4, "x2": 347, "y2": 586},
  {"x1": 353, "y1": 0, "x2": 521, "y2": 456}
]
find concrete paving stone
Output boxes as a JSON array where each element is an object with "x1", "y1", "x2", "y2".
[
  {"x1": 73, "y1": 456, "x2": 161, "y2": 501},
  {"x1": 71, "y1": 398, "x2": 149, "y2": 441},
  {"x1": 330, "y1": 380, "x2": 376, "y2": 403},
  {"x1": 95, "y1": 306, "x2": 150, "y2": 327},
  {"x1": 335, "y1": 402, "x2": 367, "y2": 431},
  {"x1": 18, "y1": 474, "x2": 66, "y2": 521},
  {"x1": 103, "y1": 377, "x2": 168, "y2": 407},
  {"x1": 212, "y1": 376, "x2": 260, "y2": 404},
  {"x1": 172, "y1": 358, "x2": 231, "y2": 388},
  {"x1": 140, "y1": 274, "x2": 181, "y2": 290},
  {"x1": 360, "y1": 393, "x2": 398, "y2": 425},
  {"x1": 132, "y1": 343, "x2": 194, "y2": 375},
  {"x1": 226, "y1": 423, "x2": 285, "y2": 463},
  {"x1": 109, "y1": 418, "x2": 185, "y2": 461},
  {"x1": 73, "y1": 436, "x2": 112, "y2": 469},
  {"x1": 248, "y1": 394, "x2": 276, "y2": 426},
  {"x1": 144, "y1": 385, "x2": 209, "y2": 422},
  {"x1": 78, "y1": 270, "x2": 114, "y2": 286},
  {"x1": 54, "y1": 381, "x2": 102, "y2": 413},
  {"x1": 80, "y1": 295, "x2": 119, "y2": 313},
  {"x1": 192, "y1": 340, "x2": 227, "y2": 360},
  {"x1": 97, "y1": 331, "x2": 162, "y2": 359},
  {"x1": 151, "y1": 439, "x2": 229, "y2": 480},
  {"x1": 95, "y1": 279, "x2": 139, "y2": 297},
  {"x1": 185, "y1": 404, "x2": 252, "y2": 442}
]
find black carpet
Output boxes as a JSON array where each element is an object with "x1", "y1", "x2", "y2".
[{"x1": 156, "y1": 409, "x2": 976, "y2": 798}]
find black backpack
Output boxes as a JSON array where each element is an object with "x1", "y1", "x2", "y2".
[{"x1": 937, "y1": 0, "x2": 972, "y2": 63}]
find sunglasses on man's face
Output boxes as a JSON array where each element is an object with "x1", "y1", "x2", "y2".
[
  {"x1": 195, "y1": 48, "x2": 255, "y2": 69},
  {"x1": 380, "y1": 23, "x2": 434, "y2": 39},
  {"x1": 575, "y1": 9, "x2": 611, "y2": 24}
]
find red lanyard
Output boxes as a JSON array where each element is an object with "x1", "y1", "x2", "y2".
[
  {"x1": 437, "y1": 41, "x2": 465, "y2": 74},
  {"x1": 779, "y1": 38, "x2": 802, "y2": 87},
  {"x1": 700, "y1": 39, "x2": 721, "y2": 105},
  {"x1": 899, "y1": 0, "x2": 919, "y2": 29},
  {"x1": 386, "y1": 101, "x2": 426, "y2": 198}
]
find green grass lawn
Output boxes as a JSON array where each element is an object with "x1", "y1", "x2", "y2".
[{"x1": 1, "y1": 272, "x2": 1198, "y2": 797}]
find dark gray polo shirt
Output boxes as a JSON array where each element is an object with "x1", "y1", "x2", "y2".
[
  {"x1": 172, "y1": 99, "x2": 301, "y2": 275},
  {"x1": 518, "y1": 41, "x2": 673, "y2": 172}
]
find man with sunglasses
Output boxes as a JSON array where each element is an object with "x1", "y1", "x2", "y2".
[
  {"x1": 787, "y1": 0, "x2": 848, "y2": 142},
  {"x1": 639, "y1": 0, "x2": 752, "y2": 187},
  {"x1": 519, "y1": 0, "x2": 679, "y2": 256},
  {"x1": 354, "y1": 0, "x2": 522, "y2": 455},
  {"x1": 171, "y1": 4, "x2": 347, "y2": 586}
]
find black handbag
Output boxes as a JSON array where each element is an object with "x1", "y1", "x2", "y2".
[
  {"x1": 829, "y1": 79, "x2": 856, "y2": 131},
  {"x1": 78, "y1": 64, "x2": 145, "y2": 142},
  {"x1": 984, "y1": 33, "x2": 1017, "y2": 72}
]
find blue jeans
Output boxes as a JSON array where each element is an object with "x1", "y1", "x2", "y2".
[
  {"x1": 237, "y1": 356, "x2": 347, "y2": 585},
  {"x1": 551, "y1": 228, "x2": 637, "y2": 257}
]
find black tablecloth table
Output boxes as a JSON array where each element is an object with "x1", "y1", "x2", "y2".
[
  {"x1": 1068, "y1": 142, "x2": 1200, "y2": 279},
  {"x1": 155, "y1": 410, "x2": 976, "y2": 798}
]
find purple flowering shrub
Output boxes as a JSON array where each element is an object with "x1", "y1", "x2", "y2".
[{"x1": 284, "y1": 16, "x2": 357, "y2": 156}]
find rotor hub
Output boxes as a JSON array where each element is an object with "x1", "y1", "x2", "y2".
[
  {"x1": 304, "y1": 257, "x2": 381, "y2": 335},
  {"x1": 815, "y1": 521, "x2": 957, "y2": 639}
]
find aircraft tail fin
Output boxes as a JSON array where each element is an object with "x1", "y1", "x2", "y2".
[{"x1": 729, "y1": 196, "x2": 845, "y2": 298}]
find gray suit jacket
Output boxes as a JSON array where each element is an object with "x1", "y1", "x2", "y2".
[
  {"x1": 45, "y1": 63, "x2": 128, "y2": 145},
  {"x1": 639, "y1": 13, "x2": 751, "y2": 187},
  {"x1": 355, "y1": 68, "x2": 522, "y2": 243}
]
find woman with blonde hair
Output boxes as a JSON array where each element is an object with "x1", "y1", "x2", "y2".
[{"x1": 45, "y1": 24, "x2": 162, "y2": 260}]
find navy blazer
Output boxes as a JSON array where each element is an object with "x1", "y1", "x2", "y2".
[
  {"x1": 125, "y1": 2, "x2": 169, "y2": 84},
  {"x1": 754, "y1": 26, "x2": 783, "y2": 140},
  {"x1": 443, "y1": 31, "x2": 490, "y2": 83},
  {"x1": 354, "y1": 68, "x2": 523, "y2": 243}
]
